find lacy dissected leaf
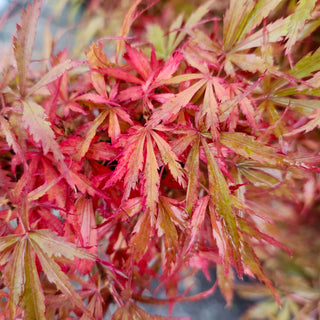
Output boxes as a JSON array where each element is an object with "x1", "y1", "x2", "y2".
[
  {"x1": 185, "y1": 137, "x2": 200, "y2": 213},
  {"x1": 29, "y1": 237, "x2": 93, "y2": 318},
  {"x1": 237, "y1": 161, "x2": 282, "y2": 188},
  {"x1": 224, "y1": 0, "x2": 284, "y2": 51},
  {"x1": 21, "y1": 99, "x2": 64, "y2": 162},
  {"x1": 75, "y1": 195, "x2": 98, "y2": 273},
  {"x1": 187, "y1": 196, "x2": 209, "y2": 254},
  {"x1": 285, "y1": 0, "x2": 317, "y2": 57},
  {"x1": 143, "y1": 134, "x2": 160, "y2": 215},
  {"x1": 70, "y1": 167, "x2": 109, "y2": 200},
  {"x1": 285, "y1": 108, "x2": 320, "y2": 136},
  {"x1": 0, "y1": 116, "x2": 26, "y2": 168},
  {"x1": 234, "y1": 17, "x2": 289, "y2": 51},
  {"x1": 271, "y1": 96, "x2": 320, "y2": 116},
  {"x1": 242, "y1": 242, "x2": 281, "y2": 305},
  {"x1": 217, "y1": 264, "x2": 234, "y2": 307},
  {"x1": 0, "y1": 235, "x2": 21, "y2": 256},
  {"x1": 172, "y1": 0, "x2": 215, "y2": 51},
  {"x1": 157, "y1": 200, "x2": 179, "y2": 270},
  {"x1": 238, "y1": 217, "x2": 290, "y2": 253},
  {"x1": 202, "y1": 80, "x2": 219, "y2": 129},
  {"x1": 87, "y1": 41, "x2": 111, "y2": 68},
  {"x1": 202, "y1": 138, "x2": 242, "y2": 273},
  {"x1": 220, "y1": 132, "x2": 286, "y2": 166},
  {"x1": 125, "y1": 42, "x2": 152, "y2": 81},
  {"x1": 150, "y1": 129, "x2": 185, "y2": 187},
  {"x1": 104, "y1": 127, "x2": 146, "y2": 200},
  {"x1": 13, "y1": 0, "x2": 42, "y2": 96},
  {"x1": 28, "y1": 229, "x2": 96, "y2": 261},
  {"x1": 0, "y1": 47, "x2": 17, "y2": 91},
  {"x1": 27, "y1": 59, "x2": 79, "y2": 96},
  {"x1": 226, "y1": 53, "x2": 267, "y2": 74},
  {"x1": 289, "y1": 47, "x2": 320, "y2": 79},
  {"x1": 112, "y1": 302, "x2": 169, "y2": 320},
  {"x1": 223, "y1": 0, "x2": 255, "y2": 51},
  {"x1": 42, "y1": 158, "x2": 67, "y2": 208},
  {"x1": 3, "y1": 237, "x2": 26, "y2": 319},
  {"x1": 22, "y1": 240, "x2": 46, "y2": 320},
  {"x1": 116, "y1": 0, "x2": 143, "y2": 62},
  {"x1": 129, "y1": 211, "x2": 152, "y2": 261},
  {"x1": 74, "y1": 110, "x2": 108, "y2": 162},
  {"x1": 150, "y1": 78, "x2": 206, "y2": 124},
  {"x1": 219, "y1": 74, "x2": 264, "y2": 122}
]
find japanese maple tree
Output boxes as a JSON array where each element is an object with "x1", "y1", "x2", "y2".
[{"x1": 0, "y1": 0, "x2": 320, "y2": 319}]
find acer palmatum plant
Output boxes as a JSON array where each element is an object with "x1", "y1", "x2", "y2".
[{"x1": 0, "y1": 0, "x2": 320, "y2": 319}]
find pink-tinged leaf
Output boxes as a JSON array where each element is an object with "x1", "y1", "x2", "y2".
[
  {"x1": 86, "y1": 41, "x2": 110, "y2": 69},
  {"x1": 242, "y1": 242, "x2": 281, "y2": 306},
  {"x1": 238, "y1": 217, "x2": 291, "y2": 253},
  {"x1": 129, "y1": 211, "x2": 152, "y2": 261},
  {"x1": 42, "y1": 158, "x2": 67, "y2": 208},
  {"x1": 116, "y1": 0, "x2": 143, "y2": 63},
  {"x1": 157, "y1": 197, "x2": 179, "y2": 271},
  {"x1": 27, "y1": 176, "x2": 62, "y2": 202},
  {"x1": 3, "y1": 237, "x2": 26, "y2": 319},
  {"x1": 171, "y1": 131, "x2": 197, "y2": 156},
  {"x1": 80, "y1": 291, "x2": 103, "y2": 320},
  {"x1": 237, "y1": 94, "x2": 256, "y2": 129},
  {"x1": 27, "y1": 59, "x2": 79, "y2": 96},
  {"x1": 0, "y1": 47, "x2": 16, "y2": 91},
  {"x1": 125, "y1": 43, "x2": 152, "y2": 81},
  {"x1": 185, "y1": 137, "x2": 200, "y2": 214},
  {"x1": 227, "y1": 53, "x2": 267, "y2": 74},
  {"x1": 21, "y1": 99, "x2": 64, "y2": 162},
  {"x1": 29, "y1": 229, "x2": 96, "y2": 261},
  {"x1": 151, "y1": 130, "x2": 185, "y2": 187},
  {"x1": 118, "y1": 85, "x2": 144, "y2": 102},
  {"x1": 183, "y1": 48, "x2": 209, "y2": 74},
  {"x1": 108, "y1": 108, "x2": 133, "y2": 143},
  {"x1": 112, "y1": 302, "x2": 168, "y2": 320},
  {"x1": 105, "y1": 128, "x2": 146, "y2": 201},
  {"x1": 83, "y1": 142, "x2": 114, "y2": 162},
  {"x1": 75, "y1": 196, "x2": 98, "y2": 274},
  {"x1": 159, "y1": 196, "x2": 187, "y2": 228},
  {"x1": 0, "y1": 116, "x2": 26, "y2": 169},
  {"x1": 144, "y1": 134, "x2": 160, "y2": 217},
  {"x1": 22, "y1": 240, "x2": 46, "y2": 320},
  {"x1": 117, "y1": 197, "x2": 143, "y2": 221},
  {"x1": 75, "y1": 93, "x2": 113, "y2": 105},
  {"x1": 100, "y1": 66, "x2": 144, "y2": 84},
  {"x1": 74, "y1": 110, "x2": 108, "y2": 162},
  {"x1": 223, "y1": 0, "x2": 255, "y2": 51},
  {"x1": 219, "y1": 74, "x2": 264, "y2": 122},
  {"x1": 29, "y1": 237, "x2": 93, "y2": 318},
  {"x1": 13, "y1": 0, "x2": 42, "y2": 96},
  {"x1": 217, "y1": 264, "x2": 234, "y2": 307},
  {"x1": 202, "y1": 138, "x2": 242, "y2": 273},
  {"x1": 202, "y1": 80, "x2": 219, "y2": 130},
  {"x1": 234, "y1": 18, "x2": 288, "y2": 51},
  {"x1": 154, "y1": 52, "x2": 183, "y2": 83},
  {"x1": 0, "y1": 235, "x2": 21, "y2": 257},
  {"x1": 285, "y1": 108, "x2": 320, "y2": 136},
  {"x1": 157, "y1": 73, "x2": 204, "y2": 86},
  {"x1": 113, "y1": 107, "x2": 134, "y2": 125},
  {"x1": 70, "y1": 168, "x2": 109, "y2": 200},
  {"x1": 187, "y1": 196, "x2": 209, "y2": 254},
  {"x1": 220, "y1": 132, "x2": 286, "y2": 166},
  {"x1": 151, "y1": 78, "x2": 206, "y2": 124}
]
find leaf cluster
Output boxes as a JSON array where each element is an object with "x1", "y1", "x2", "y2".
[{"x1": 0, "y1": 0, "x2": 320, "y2": 319}]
